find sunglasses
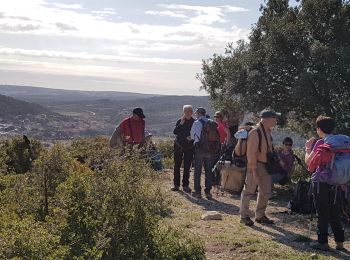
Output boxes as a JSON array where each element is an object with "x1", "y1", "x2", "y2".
[{"x1": 284, "y1": 143, "x2": 293, "y2": 146}]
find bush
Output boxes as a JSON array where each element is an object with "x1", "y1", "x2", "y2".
[
  {"x1": 0, "y1": 137, "x2": 205, "y2": 259},
  {"x1": 1, "y1": 136, "x2": 42, "y2": 174},
  {"x1": 152, "y1": 225, "x2": 205, "y2": 260}
]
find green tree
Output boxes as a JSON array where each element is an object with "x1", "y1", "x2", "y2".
[{"x1": 198, "y1": 0, "x2": 350, "y2": 135}]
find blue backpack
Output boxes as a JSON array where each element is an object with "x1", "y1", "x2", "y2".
[{"x1": 313, "y1": 135, "x2": 350, "y2": 185}]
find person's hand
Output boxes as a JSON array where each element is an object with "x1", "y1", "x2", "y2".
[
  {"x1": 305, "y1": 137, "x2": 316, "y2": 151},
  {"x1": 180, "y1": 115, "x2": 186, "y2": 125}
]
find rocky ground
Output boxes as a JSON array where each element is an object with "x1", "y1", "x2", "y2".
[{"x1": 160, "y1": 169, "x2": 350, "y2": 260}]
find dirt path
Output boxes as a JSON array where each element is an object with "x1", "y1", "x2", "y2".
[{"x1": 161, "y1": 169, "x2": 350, "y2": 260}]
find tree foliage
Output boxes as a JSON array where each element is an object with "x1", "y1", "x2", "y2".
[{"x1": 198, "y1": 0, "x2": 350, "y2": 135}]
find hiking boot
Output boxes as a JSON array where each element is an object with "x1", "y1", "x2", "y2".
[
  {"x1": 336, "y1": 242, "x2": 345, "y2": 251},
  {"x1": 256, "y1": 216, "x2": 274, "y2": 225},
  {"x1": 171, "y1": 186, "x2": 179, "y2": 192},
  {"x1": 311, "y1": 243, "x2": 330, "y2": 251},
  {"x1": 240, "y1": 217, "x2": 254, "y2": 226},
  {"x1": 183, "y1": 186, "x2": 192, "y2": 193},
  {"x1": 192, "y1": 192, "x2": 202, "y2": 198},
  {"x1": 205, "y1": 192, "x2": 212, "y2": 200}
]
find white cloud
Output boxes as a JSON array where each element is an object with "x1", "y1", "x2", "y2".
[
  {"x1": 145, "y1": 10, "x2": 187, "y2": 18},
  {"x1": 0, "y1": 47, "x2": 201, "y2": 65},
  {"x1": 51, "y1": 2, "x2": 83, "y2": 10}
]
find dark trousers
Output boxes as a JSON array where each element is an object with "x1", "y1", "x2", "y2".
[
  {"x1": 313, "y1": 183, "x2": 344, "y2": 244},
  {"x1": 173, "y1": 147, "x2": 194, "y2": 188},
  {"x1": 194, "y1": 150, "x2": 216, "y2": 193}
]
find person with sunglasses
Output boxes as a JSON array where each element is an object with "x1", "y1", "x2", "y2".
[{"x1": 274, "y1": 137, "x2": 296, "y2": 184}]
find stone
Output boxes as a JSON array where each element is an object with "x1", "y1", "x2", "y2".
[{"x1": 201, "y1": 211, "x2": 223, "y2": 221}]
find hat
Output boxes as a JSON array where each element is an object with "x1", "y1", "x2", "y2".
[
  {"x1": 132, "y1": 107, "x2": 145, "y2": 118},
  {"x1": 195, "y1": 107, "x2": 206, "y2": 115},
  {"x1": 214, "y1": 111, "x2": 223, "y2": 118},
  {"x1": 259, "y1": 108, "x2": 281, "y2": 118}
]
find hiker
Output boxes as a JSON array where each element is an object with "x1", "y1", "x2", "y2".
[
  {"x1": 109, "y1": 107, "x2": 146, "y2": 148},
  {"x1": 232, "y1": 121, "x2": 255, "y2": 168},
  {"x1": 214, "y1": 111, "x2": 233, "y2": 161},
  {"x1": 305, "y1": 116, "x2": 345, "y2": 251},
  {"x1": 214, "y1": 111, "x2": 231, "y2": 146},
  {"x1": 272, "y1": 137, "x2": 296, "y2": 185},
  {"x1": 172, "y1": 105, "x2": 195, "y2": 192},
  {"x1": 191, "y1": 107, "x2": 220, "y2": 199},
  {"x1": 240, "y1": 109, "x2": 280, "y2": 226}
]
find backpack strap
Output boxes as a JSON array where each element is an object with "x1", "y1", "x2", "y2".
[
  {"x1": 260, "y1": 123, "x2": 272, "y2": 152},
  {"x1": 256, "y1": 128, "x2": 262, "y2": 152}
]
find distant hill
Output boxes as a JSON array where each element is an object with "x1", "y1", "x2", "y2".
[
  {"x1": 0, "y1": 85, "x2": 213, "y2": 138},
  {"x1": 0, "y1": 85, "x2": 158, "y2": 103},
  {"x1": 0, "y1": 94, "x2": 51, "y2": 120}
]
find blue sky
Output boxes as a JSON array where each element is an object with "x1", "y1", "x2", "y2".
[{"x1": 0, "y1": 1, "x2": 278, "y2": 95}]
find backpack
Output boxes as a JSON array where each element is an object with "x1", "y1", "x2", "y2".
[
  {"x1": 233, "y1": 128, "x2": 262, "y2": 168},
  {"x1": 198, "y1": 119, "x2": 221, "y2": 154},
  {"x1": 289, "y1": 180, "x2": 313, "y2": 214},
  {"x1": 309, "y1": 135, "x2": 350, "y2": 185}
]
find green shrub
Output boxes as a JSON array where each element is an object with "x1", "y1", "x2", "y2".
[
  {"x1": 1, "y1": 136, "x2": 42, "y2": 174},
  {"x1": 152, "y1": 225, "x2": 205, "y2": 260},
  {"x1": 0, "y1": 137, "x2": 205, "y2": 260},
  {"x1": 291, "y1": 148, "x2": 309, "y2": 182}
]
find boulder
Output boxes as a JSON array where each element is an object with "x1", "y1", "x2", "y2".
[{"x1": 201, "y1": 211, "x2": 223, "y2": 221}]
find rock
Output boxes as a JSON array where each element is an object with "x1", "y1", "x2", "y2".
[
  {"x1": 310, "y1": 253, "x2": 318, "y2": 259},
  {"x1": 201, "y1": 211, "x2": 223, "y2": 221}
]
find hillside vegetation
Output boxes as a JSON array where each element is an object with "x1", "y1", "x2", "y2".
[{"x1": 0, "y1": 136, "x2": 205, "y2": 259}]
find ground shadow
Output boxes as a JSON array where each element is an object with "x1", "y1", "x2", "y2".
[
  {"x1": 178, "y1": 190, "x2": 240, "y2": 216},
  {"x1": 251, "y1": 219, "x2": 350, "y2": 259}
]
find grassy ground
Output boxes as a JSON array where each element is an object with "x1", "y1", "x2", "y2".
[{"x1": 160, "y1": 169, "x2": 350, "y2": 260}]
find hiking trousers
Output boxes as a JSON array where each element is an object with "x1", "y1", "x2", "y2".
[
  {"x1": 240, "y1": 162, "x2": 272, "y2": 219},
  {"x1": 193, "y1": 150, "x2": 216, "y2": 193},
  {"x1": 173, "y1": 146, "x2": 194, "y2": 188},
  {"x1": 313, "y1": 183, "x2": 344, "y2": 244}
]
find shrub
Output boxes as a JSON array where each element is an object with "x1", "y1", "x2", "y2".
[{"x1": 0, "y1": 137, "x2": 205, "y2": 259}]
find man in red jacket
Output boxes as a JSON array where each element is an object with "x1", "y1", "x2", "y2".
[{"x1": 110, "y1": 107, "x2": 146, "y2": 149}]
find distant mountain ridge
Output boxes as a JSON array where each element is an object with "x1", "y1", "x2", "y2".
[
  {"x1": 0, "y1": 94, "x2": 52, "y2": 120},
  {"x1": 0, "y1": 85, "x2": 158, "y2": 103}
]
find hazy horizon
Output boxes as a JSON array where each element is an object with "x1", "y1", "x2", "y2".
[{"x1": 0, "y1": 1, "x2": 295, "y2": 95}]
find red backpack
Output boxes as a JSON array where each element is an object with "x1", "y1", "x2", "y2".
[{"x1": 308, "y1": 143, "x2": 333, "y2": 172}]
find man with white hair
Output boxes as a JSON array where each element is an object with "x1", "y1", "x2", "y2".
[{"x1": 172, "y1": 105, "x2": 195, "y2": 192}]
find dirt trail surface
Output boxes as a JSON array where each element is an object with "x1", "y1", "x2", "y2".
[{"x1": 161, "y1": 169, "x2": 350, "y2": 260}]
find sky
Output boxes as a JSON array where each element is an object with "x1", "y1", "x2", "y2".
[{"x1": 0, "y1": 0, "x2": 268, "y2": 95}]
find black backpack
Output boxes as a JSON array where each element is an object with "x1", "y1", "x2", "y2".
[{"x1": 289, "y1": 180, "x2": 313, "y2": 214}]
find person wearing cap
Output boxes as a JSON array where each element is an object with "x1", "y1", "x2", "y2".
[
  {"x1": 172, "y1": 105, "x2": 195, "y2": 192},
  {"x1": 117, "y1": 107, "x2": 146, "y2": 146},
  {"x1": 240, "y1": 108, "x2": 280, "y2": 226},
  {"x1": 190, "y1": 107, "x2": 217, "y2": 199}
]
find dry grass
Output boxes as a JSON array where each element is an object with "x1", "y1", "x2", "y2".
[{"x1": 160, "y1": 169, "x2": 350, "y2": 260}]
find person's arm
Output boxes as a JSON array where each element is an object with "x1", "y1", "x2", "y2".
[
  {"x1": 304, "y1": 138, "x2": 318, "y2": 166},
  {"x1": 190, "y1": 121, "x2": 200, "y2": 142},
  {"x1": 173, "y1": 119, "x2": 183, "y2": 135},
  {"x1": 246, "y1": 130, "x2": 259, "y2": 176}
]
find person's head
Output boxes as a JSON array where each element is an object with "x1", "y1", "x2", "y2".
[
  {"x1": 214, "y1": 111, "x2": 223, "y2": 123},
  {"x1": 132, "y1": 107, "x2": 145, "y2": 121},
  {"x1": 316, "y1": 115, "x2": 335, "y2": 137},
  {"x1": 183, "y1": 105, "x2": 193, "y2": 119},
  {"x1": 195, "y1": 107, "x2": 206, "y2": 119},
  {"x1": 282, "y1": 137, "x2": 293, "y2": 151},
  {"x1": 259, "y1": 108, "x2": 281, "y2": 128}
]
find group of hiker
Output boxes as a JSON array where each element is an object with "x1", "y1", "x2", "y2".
[{"x1": 110, "y1": 106, "x2": 350, "y2": 252}]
